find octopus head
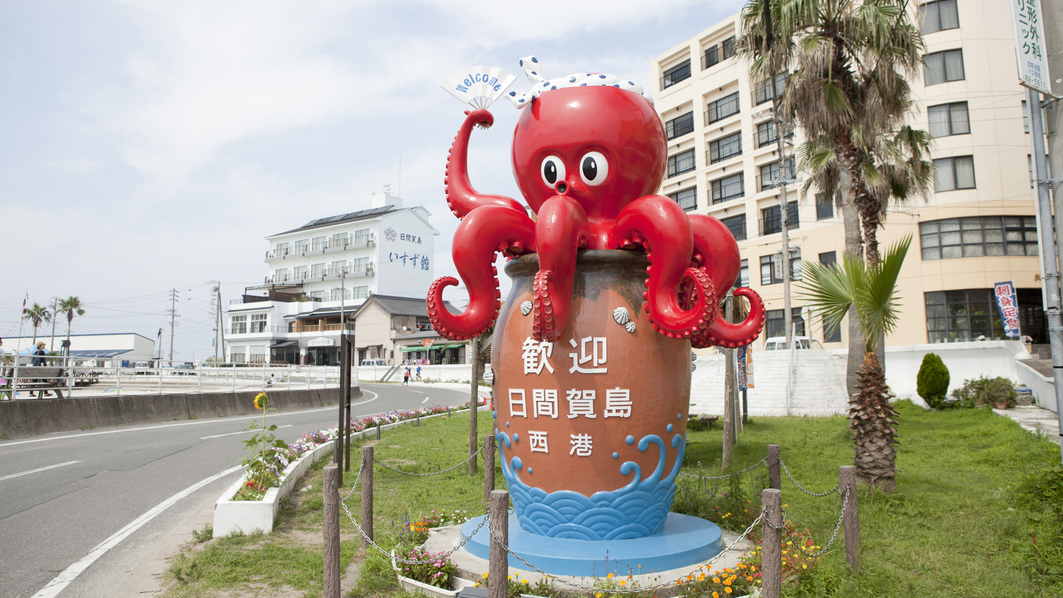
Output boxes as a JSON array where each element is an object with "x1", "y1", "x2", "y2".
[{"x1": 511, "y1": 86, "x2": 666, "y2": 220}]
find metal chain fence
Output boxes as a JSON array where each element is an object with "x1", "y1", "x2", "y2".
[
  {"x1": 374, "y1": 446, "x2": 483, "y2": 477},
  {"x1": 778, "y1": 457, "x2": 841, "y2": 497},
  {"x1": 678, "y1": 456, "x2": 767, "y2": 480}
]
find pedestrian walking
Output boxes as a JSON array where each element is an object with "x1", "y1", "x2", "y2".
[
  {"x1": 33, "y1": 342, "x2": 50, "y2": 398},
  {"x1": 416, "y1": 364, "x2": 421, "y2": 380},
  {"x1": 403, "y1": 367, "x2": 410, "y2": 385}
]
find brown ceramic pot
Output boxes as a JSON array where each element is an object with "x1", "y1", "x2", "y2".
[{"x1": 490, "y1": 250, "x2": 692, "y2": 539}]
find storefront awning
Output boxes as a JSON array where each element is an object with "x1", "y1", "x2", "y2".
[
  {"x1": 443, "y1": 343, "x2": 463, "y2": 349},
  {"x1": 270, "y1": 341, "x2": 298, "y2": 348},
  {"x1": 399, "y1": 346, "x2": 423, "y2": 352}
]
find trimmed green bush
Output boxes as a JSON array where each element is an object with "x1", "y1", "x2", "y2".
[{"x1": 916, "y1": 353, "x2": 950, "y2": 409}]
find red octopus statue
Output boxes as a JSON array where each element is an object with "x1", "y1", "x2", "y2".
[{"x1": 427, "y1": 67, "x2": 764, "y2": 348}]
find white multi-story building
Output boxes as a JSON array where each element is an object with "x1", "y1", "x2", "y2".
[
  {"x1": 651, "y1": 1, "x2": 1047, "y2": 349},
  {"x1": 225, "y1": 192, "x2": 441, "y2": 365}
]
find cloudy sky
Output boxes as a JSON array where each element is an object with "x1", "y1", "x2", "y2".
[{"x1": 0, "y1": 0, "x2": 743, "y2": 362}]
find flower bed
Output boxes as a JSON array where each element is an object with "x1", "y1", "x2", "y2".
[{"x1": 212, "y1": 403, "x2": 482, "y2": 538}]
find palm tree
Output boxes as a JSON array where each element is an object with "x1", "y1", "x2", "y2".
[
  {"x1": 58, "y1": 296, "x2": 85, "y2": 348},
  {"x1": 799, "y1": 235, "x2": 911, "y2": 492},
  {"x1": 23, "y1": 303, "x2": 52, "y2": 347},
  {"x1": 737, "y1": 0, "x2": 927, "y2": 393}
]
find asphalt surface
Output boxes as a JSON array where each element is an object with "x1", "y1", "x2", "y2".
[{"x1": 0, "y1": 383, "x2": 472, "y2": 598}]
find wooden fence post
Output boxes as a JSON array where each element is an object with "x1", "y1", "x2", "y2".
[
  {"x1": 361, "y1": 446, "x2": 374, "y2": 548},
  {"x1": 484, "y1": 435, "x2": 496, "y2": 504},
  {"x1": 768, "y1": 444, "x2": 780, "y2": 490},
  {"x1": 323, "y1": 465, "x2": 340, "y2": 598},
  {"x1": 376, "y1": 421, "x2": 381, "y2": 440},
  {"x1": 489, "y1": 490, "x2": 509, "y2": 598},
  {"x1": 839, "y1": 465, "x2": 861, "y2": 571},
  {"x1": 761, "y1": 488, "x2": 782, "y2": 598}
]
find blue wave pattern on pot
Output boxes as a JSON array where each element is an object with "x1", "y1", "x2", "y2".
[{"x1": 495, "y1": 430, "x2": 685, "y2": 540}]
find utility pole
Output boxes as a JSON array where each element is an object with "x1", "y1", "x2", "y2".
[
  {"x1": 775, "y1": 116, "x2": 795, "y2": 348},
  {"x1": 166, "y1": 288, "x2": 180, "y2": 364}
]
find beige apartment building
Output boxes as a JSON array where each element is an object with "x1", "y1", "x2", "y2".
[{"x1": 651, "y1": 0, "x2": 1047, "y2": 349}]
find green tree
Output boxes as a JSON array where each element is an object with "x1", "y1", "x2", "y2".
[
  {"x1": 57, "y1": 296, "x2": 85, "y2": 348},
  {"x1": 916, "y1": 352, "x2": 950, "y2": 409},
  {"x1": 23, "y1": 303, "x2": 52, "y2": 347},
  {"x1": 799, "y1": 235, "x2": 911, "y2": 492},
  {"x1": 737, "y1": 0, "x2": 929, "y2": 394}
]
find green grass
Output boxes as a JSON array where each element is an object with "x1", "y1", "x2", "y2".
[{"x1": 160, "y1": 403, "x2": 1063, "y2": 597}]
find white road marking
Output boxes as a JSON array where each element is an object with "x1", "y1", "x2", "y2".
[
  {"x1": 421, "y1": 397, "x2": 430, "y2": 404},
  {"x1": 200, "y1": 424, "x2": 292, "y2": 440},
  {"x1": 0, "y1": 461, "x2": 80, "y2": 483},
  {"x1": 32, "y1": 464, "x2": 244, "y2": 598}
]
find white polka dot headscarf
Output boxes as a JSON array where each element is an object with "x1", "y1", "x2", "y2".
[{"x1": 504, "y1": 55, "x2": 653, "y2": 108}]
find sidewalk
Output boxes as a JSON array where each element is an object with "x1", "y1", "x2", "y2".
[{"x1": 993, "y1": 405, "x2": 1060, "y2": 439}]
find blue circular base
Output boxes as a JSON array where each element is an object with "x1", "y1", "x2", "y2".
[{"x1": 459, "y1": 512, "x2": 723, "y2": 577}]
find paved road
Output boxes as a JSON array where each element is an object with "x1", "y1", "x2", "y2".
[{"x1": 0, "y1": 383, "x2": 471, "y2": 598}]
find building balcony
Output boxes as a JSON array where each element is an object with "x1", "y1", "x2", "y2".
[
  {"x1": 265, "y1": 235, "x2": 376, "y2": 261},
  {"x1": 265, "y1": 264, "x2": 374, "y2": 286}
]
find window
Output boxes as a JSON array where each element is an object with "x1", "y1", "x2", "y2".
[
  {"x1": 920, "y1": 216, "x2": 1038, "y2": 260},
  {"x1": 331, "y1": 233, "x2": 348, "y2": 248},
  {"x1": 709, "y1": 131, "x2": 742, "y2": 163},
  {"x1": 760, "y1": 251, "x2": 803, "y2": 285},
  {"x1": 754, "y1": 72, "x2": 787, "y2": 104},
  {"x1": 295, "y1": 239, "x2": 309, "y2": 254},
  {"x1": 330, "y1": 260, "x2": 347, "y2": 276},
  {"x1": 666, "y1": 112, "x2": 695, "y2": 140},
  {"x1": 706, "y1": 92, "x2": 740, "y2": 124},
  {"x1": 721, "y1": 36, "x2": 736, "y2": 59},
  {"x1": 354, "y1": 228, "x2": 370, "y2": 245},
  {"x1": 309, "y1": 290, "x2": 324, "y2": 300},
  {"x1": 352, "y1": 257, "x2": 369, "y2": 274},
  {"x1": 330, "y1": 288, "x2": 346, "y2": 301},
  {"x1": 712, "y1": 173, "x2": 744, "y2": 204},
  {"x1": 758, "y1": 159, "x2": 795, "y2": 191},
  {"x1": 819, "y1": 251, "x2": 837, "y2": 267},
  {"x1": 755, "y1": 121, "x2": 778, "y2": 148},
  {"x1": 353, "y1": 286, "x2": 369, "y2": 300},
  {"x1": 924, "y1": 49, "x2": 964, "y2": 85},
  {"x1": 293, "y1": 265, "x2": 308, "y2": 280},
  {"x1": 761, "y1": 201, "x2": 799, "y2": 235},
  {"x1": 231, "y1": 315, "x2": 247, "y2": 335},
  {"x1": 250, "y1": 313, "x2": 267, "y2": 333},
  {"x1": 662, "y1": 59, "x2": 692, "y2": 89},
  {"x1": 928, "y1": 102, "x2": 969, "y2": 137},
  {"x1": 925, "y1": 289, "x2": 1027, "y2": 343},
  {"x1": 249, "y1": 346, "x2": 267, "y2": 364},
  {"x1": 765, "y1": 308, "x2": 806, "y2": 339},
  {"x1": 667, "y1": 149, "x2": 696, "y2": 177},
  {"x1": 919, "y1": 0, "x2": 959, "y2": 34},
  {"x1": 934, "y1": 155, "x2": 976, "y2": 191},
  {"x1": 669, "y1": 187, "x2": 698, "y2": 211},
  {"x1": 311, "y1": 263, "x2": 327, "y2": 278},
  {"x1": 273, "y1": 268, "x2": 288, "y2": 282},
  {"x1": 312, "y1": 236, "x2": 327, "y2": 251},
  {"x1": 1022, "y1": 100, "x2": 1049, "y2": 134},
  {"x1": 734, "y1": 259, "x2": 750, "y2": 288},
  {"x1": 704, "y1": 45, "x2": 720, "y2": 69},
  {"x1": 721, "y1": 214, "x2": 747, "y2": 241},
  {"x1": 274, "y1": 242, "x2": 289, "y2": 257},
  {"x1": 816, "y1": 193, "x2": 835, "y2": 220},
  {"x1": 230, "y1": 346, "x2": 245, "y2": 363}
]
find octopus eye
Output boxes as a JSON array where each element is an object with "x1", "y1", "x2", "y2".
[
  {"x1": 579, "y1": 152, "x2": 608, "y2": 186},
  {"x1": 540, "y1": 156, "x2": 565, "y2": 188}
]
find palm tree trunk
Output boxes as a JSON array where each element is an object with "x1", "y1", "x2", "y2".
[
  {"x1": 839, "y1": 167, "x2": 865, "y2": 399},
  {"x1": 851, "y1": 351, "x2": 899, "y2": 493}
]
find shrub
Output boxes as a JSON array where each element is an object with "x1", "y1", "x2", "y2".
[
  {"x1": 916, "y1": 353, "x2": 950, "y2": 409},
  {"x1": 950, "y1": 376, "x2": 1018, "y2": 408},
  {"x1": 396, "y1": 546, "x2": 456, "y2": 588}
]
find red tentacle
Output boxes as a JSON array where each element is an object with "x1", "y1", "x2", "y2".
[
  {"x1": 427, "y1": 206, "x2": 535, "y2": 340},
  {"x1": 689, "y1": 214, "x2": 741, "y2": 291},
  {"x1": 614, "y1": 195, "x2": 716, "y2": 338},
  {"x1": 445, "y1": 110, "x2": 526, "y2": 219},
  {"x1": 690, "y1": 287, "x2": 766, "y2": 349},
  {"x1": 532, "y1": 195, "x2": 588, "y2": 341}
]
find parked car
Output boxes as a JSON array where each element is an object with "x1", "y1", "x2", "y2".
[
  {"x1": 134, "y1": 361, "x2": 152, "y2": 375},
  {"x1": 763, "y1": 336, "x2": 818, "y2": 351},
  {"x1": 360, "y1": 359, "x2": 387, "y2": 367},
  {"x1": 169, "y1": 363, "x2": 195, "y2": 375}
]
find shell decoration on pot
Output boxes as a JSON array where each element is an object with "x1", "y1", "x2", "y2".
[{"x1": 613, "y1": 307, "x2": 636, "y2": 333}]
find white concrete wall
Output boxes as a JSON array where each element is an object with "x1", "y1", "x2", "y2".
[{"x1": 883, "y1": 340, "x2": 1031, "y2": 404}]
